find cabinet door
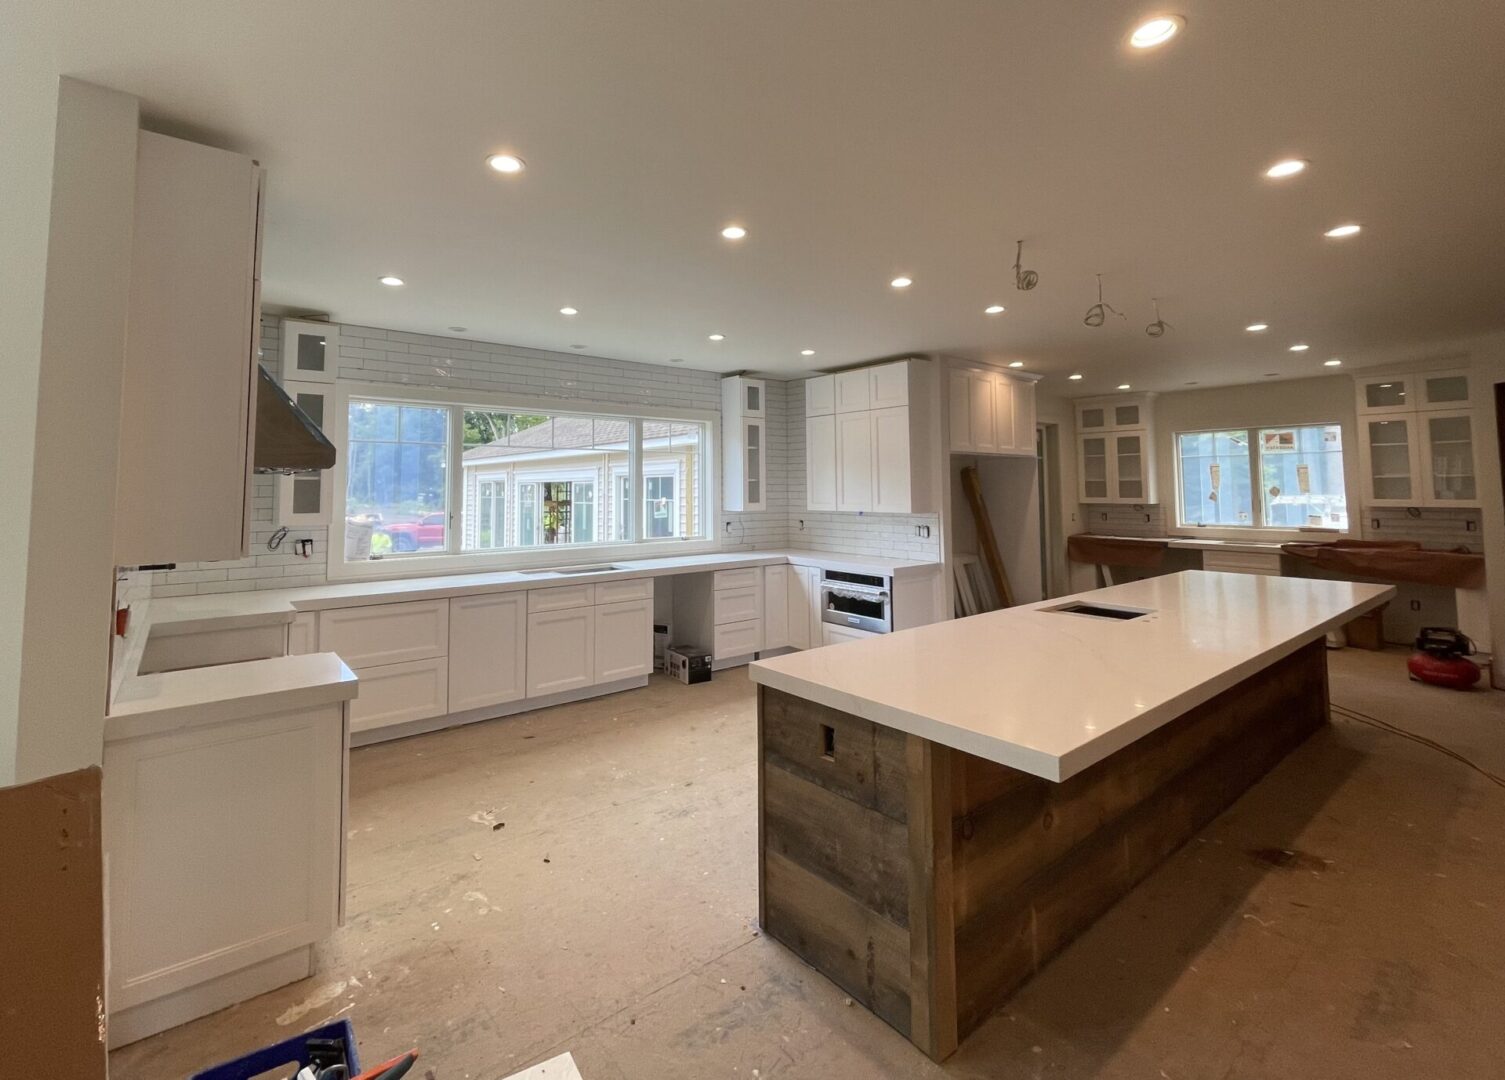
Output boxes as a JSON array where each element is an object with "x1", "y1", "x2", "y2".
[
  {"x1": 872, "y1": 406, "x2": 912, "y2": 513},
  {"x1": 822, "y1": 624, "x2": 877, "y2": 647},
  {"x1": 1113, "y1": 432, "x2": 1147, "y2": 502},
  {"x1": 281, "y1": 319, "x2": 338, "y2": 384},
  {"x1": 526, "y1": 608, "x2": 595, "y2": 697},
  {"x1": 1420, "y1": 411, "x2": 1478, "y2": 504},
  {"x1": 806, "y1": 414, "x2": 838, "y2": 510},
  {"x1": 1416, "y1": 369, "x2": 1472, "y2": 411},
  {"x1": 1361, "y1": 417, "x2": 1422, "y2": 504},
  {"x1": 743, "y1": 419, "x2": 765, "y2": 510},
  {"x1": 350, "y1": 657, "x2": 449, "y2": 733},
  {"x1": 1356, "y1": 376, "x2": 1413, "y2": 415},
  {"x1": 870, "y1": 361, "x2": 909, "y2": 408},
  {"x1": 763, "y1": 565, "x2": 790, "y2": 650},
  {"x1": 806, "y1": 374, "x2": 835, "y2": 417},
  {"x1": 948, "y1": 370, "x2": 974, "y2": 452},
  {"x1": 1111, "y1": 401, "x2": 1144, "y2": 429},
  {"x1": 318, "y1": 599, "x2": 449, "y2": 668},
  {"x1": 593, "y1": 599, "x2": 652, "y2": 683},
  {"x1": 713, "y1": 619, "x2": 762, "y2": 659},
  {"x1": 287, "y1": 612, "x2": 318, "y2": 656},
  {"x1": 1010, "y1": 379, "x2": 1036, "y2": 455},
  {"x1": 275, "y1": 381, "x2": 334, "y2": 525},
  {"x1": 741, "y1": 378, "x2": 766, "y2": 417},
  {"x1": 836, "y1": 411, "x2": 875, "y2": 511},
  {"x1": 969, "y1": 372, "x2": 996, "y2": 453},
  {"x1": 1077, "y1": 403, "x2": 1108, "y2": 432},
  {"x1": 834, "y1": 370, "x2": 872, "y2": 413},
  {"x1": 448, "y1": 592, "x2": 527, "y2": 711},
  {"x1": 1079, "y1": 436, "x2": 1110, "y2": 501},
  {"x1": 786, "y1": 566, "x2": 811, "y2": 650},
  {"x1": 991, "y1": 375, "x2": 1015, "y2": 453}
]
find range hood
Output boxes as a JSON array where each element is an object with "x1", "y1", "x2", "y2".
[{"x1": 253, "y1": 365, "x2": 336, "y2": 473}]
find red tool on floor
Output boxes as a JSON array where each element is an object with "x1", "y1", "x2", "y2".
[
  {"x1": 1407, "y1": 628, "x2": 1481, "y2": 690},
  {"x1": 349, "y1": 1049, "x2": 419, "y2": 1080}
]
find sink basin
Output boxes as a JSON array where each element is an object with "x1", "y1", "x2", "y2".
[{"x1": 519, "y1": 564, "x2": 624, "y2": 576}]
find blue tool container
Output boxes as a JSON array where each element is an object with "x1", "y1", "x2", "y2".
[{"x1": 189, "y1": 1019, "x2": 359, "y2": 1080}]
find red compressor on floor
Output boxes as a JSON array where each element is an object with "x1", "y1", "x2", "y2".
[{"x1": 1407, "y1": 628, "x2": 1481, "y2": 690}]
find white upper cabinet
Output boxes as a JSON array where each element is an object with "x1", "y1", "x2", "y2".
[
  {"x1": 806, "y1": 374, "x2": 835, "y2": 416},
  {"x1": 1072, "y1": 394, "x2": 1157, "y2": 504},
  {"x1": 1353, "y1": 366, "x2": 1480, "y2": 507},
  {"x1": 871, "y1": 406, "x2": 913, "y2": 512},
  {"x1": 835, "y1": 411, "x2": 876, "y2": 510},
  {"x1": 834, "y1": 369, "x2": 872, "y2": 413},
  {"x1": 115, "y1": 131, "x2": 264, "y2": 567},
  {"x1": 275, "y1": 380, "x2": 334, "y2": 526},
  {"x1": 722, "y1": 376, "x2": 767, "y2": 512},
  {"x1": 806, "y1": 413, "x2": 838, "y2": 511},
  {"x1": 281, "y1": 319, "x2": 338, "y2": 384},
  {"x1": 947, "y1": 364, "x2": 1036, "y2": 457},
  {"x1": 869, "y1": 362, "x2": 910, "y2": 409}
]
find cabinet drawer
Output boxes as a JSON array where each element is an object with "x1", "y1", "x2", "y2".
[
  {"x1": 594, "y1": 576, "x2": 653, "y2": 604},
  {"x1": 714, "y1": 585, "x2": 763, "y2": 625},
  {"x1": 1202, "y1": 550, "x2": 1283, "y2": 575},
  {"x1": 317, "y1": 599, "x2": 448, "y2": 668},
  {"x1": 714, "y1": 619, "x2": 762, "y2": 660},
  {"x1": 714, "y1": 567, "x2": 762, "y2": 591},
  {"x1": 527, "y1": 583, "x2": 595, "y2": 612},
  {"x1": 349, "y1": 656, "x2": 449, "y2": 733},
  {"x1": 822, "y1": 624, "x2": 878, "y2": 647}
]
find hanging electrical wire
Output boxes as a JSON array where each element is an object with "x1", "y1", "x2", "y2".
[
  {"x1": 1013, "y1": 240, "x2": 1039, "y2": 291},
  {"x1": 1146, "y1": 297, "x2": 1171, "y2": 337},
  {"x1": 1330, "y1": 701, "x2": 1505, "y2": 790},
  {"x1": 1083, "y1": 273, "x2": 1125, "y2": 327}
]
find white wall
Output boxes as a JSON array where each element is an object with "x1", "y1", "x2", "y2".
[{"x1": 1, "y1": 78, "x2": 138, "y2": 785}]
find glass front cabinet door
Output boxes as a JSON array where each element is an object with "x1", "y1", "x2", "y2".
[
  {"x1": 1113, "y1": 433, "x2": 1146, "y2": 502},
  {"x1": 1421, "y1": 411, "x2": 1478, "y2": 504},
  {"x1": 281, "y1": 319, "x2": 338, "y2": 384},
  {"x1": 1079, "y1": 436, "x2": 1109, "y2": 501},
  {"x1": 1361, "y1": 417, "x2": 1421, "y2": 505}
]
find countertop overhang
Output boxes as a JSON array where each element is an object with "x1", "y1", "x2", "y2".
[{"x1": 750, "y1": 571, "x2": 1394, "y2": 782}]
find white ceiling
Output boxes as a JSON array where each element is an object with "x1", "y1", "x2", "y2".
[{"x1": 17, "y1": 1, "x2": 1505, "y2": 390}]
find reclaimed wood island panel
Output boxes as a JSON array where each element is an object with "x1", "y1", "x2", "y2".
[{"x1": 750, "y1": 572, "x2": 1393, "y2": 1060}]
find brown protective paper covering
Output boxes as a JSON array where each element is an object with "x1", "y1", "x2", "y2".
[
  {"x1": 1066, "y1": 534, "x2": 1170, "y2": 568},
  {"x1": 1282, "y1": 542, "x2": 1485, "y2": 589}
]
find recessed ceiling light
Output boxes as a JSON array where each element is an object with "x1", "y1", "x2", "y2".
[
  {"x1": 1069, "y1": 373, "x2": 1084, "y2": 381},
  {"x1": 1129, "y1": 15, "x2": 1183, "y2": 48},
  {"x1": 720, "y1": 225, "x2": 747, "y2": 240},
  {"x1": 985, "y1": 304, "x2": 1006, "y2": 315},
  {"x1": 1117, "y1": 383, "x2": 1132, "y2": 390},
  {"x1": 1008, "y1": 361, "x2": 1024, "y2": 369},
  {"x1": 1324, "y1": 223, "x2": 1362, "y2": 238},
  {"x1": 1264, "y1": 159, "x2": 1308, "y2": 179},
  {"x1": 378, "y1": 275, "x2": 404, "y2": 287},
  {"x1": 800, "y1": 349, "x2": 815, "y2": 356},
  {"x1": 708, "y1": 334, "x2": 725, "y2": 342},
  {"x1": 559, "y1": 306, "x2": 578, "y2": 316},
  {"x1": 486, "y1": 153, "x2": 525, "y2": 174},
  {"x1": 1245, "y1": 322, "x2": 1269, "y2": 332},
  {"x1": 1324, "y1": 358, "x2": 1343, "y2": 367},
  {"x1": 1289, "y1": 343, "x2": 1310, "y2": 352},
  {"x1": 890, "y1": 276, "x2": 913, "y2": 289}
]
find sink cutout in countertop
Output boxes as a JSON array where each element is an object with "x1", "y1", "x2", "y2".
[{"x1": 1046, "y1": 601, "x2": 1153, "y2": 621}]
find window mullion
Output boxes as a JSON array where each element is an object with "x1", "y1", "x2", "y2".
[
  {"x1": 447, "y1": 405, "x2": 464, "y2": 552},
  {"x1": 1247, "y1": 429, "x2": 1263, "y2": 528},
  {"x1": 628, "y1": 418, "x2": 643, "y2": 543}
]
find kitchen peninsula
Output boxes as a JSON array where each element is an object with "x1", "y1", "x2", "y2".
[{"x1": 748, "y1": 570, "x2": 1394, "y2": 1061}]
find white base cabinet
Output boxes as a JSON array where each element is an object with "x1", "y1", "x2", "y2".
[
  {"x1": 527, "y1": 607, "x2": 596, "y2": 697},
  {"x1": 448, "y1": 592, "x2": 527, "y2": 712},
  {"x1": 318, "y1": 599, "x2": 451, "y2": 735},
  {"x1": 594, "y1": 598, "x2": 654, "y2": 683}
]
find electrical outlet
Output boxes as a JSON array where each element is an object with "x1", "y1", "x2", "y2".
[
  {"x1": 1410, "y1": 600, "x2": 1422, "y2": 611},
  {"x1": 916, "y1": 524, "x2": 931, "y2": 538},
  {"x1": 1466, "y1": 519, "x2": 1478, "y2": 532},
  {"x1": 798, "y1": 519, "x2": 805, "y2": 530},
  {"x1": 1371, "y1": 518, "x2": 1380, "y2": 530}
]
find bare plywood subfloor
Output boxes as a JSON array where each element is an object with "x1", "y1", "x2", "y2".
[{"x1": 111, "y1": 650, "x2": 1505, "y2": 1079}]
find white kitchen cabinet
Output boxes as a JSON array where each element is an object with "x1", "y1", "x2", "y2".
[
  {"x1": 713, "y1": 567, "x2": 762, "y2": 590},
  {"x1": 1073, "y1": 394, "x2": 1157, "y2": 504},
  {"x1": 714, "y1": 619, "x2": 763, "y2": 659},
  {"x1": 763, "y1": 565, "x2": 790, "y2": 649},
  {"x1": 448, "y1": 592, "x2": 527, "y2": 712},
  {"x1": 527, "y1": 583, "x2": 595, "y2": 611},
  {"x1": 103, "y1": 698, "x2": 347, "y2": 1046},
  {"x1": 786, "y1": 566, "x2": 815, "y2": 650},
  {"x1": 594, "y1": 598, "x2": 654, "y2": 683},
  {"x1": 713, "y1": 585, "x2": 763, "y2": 624},
  {"x1": 870, "y1": 361, "x2": 910, "y2": 408},
  {"x1": 836, "y1": 411, "x2": 876, "y2": 511},
  {"x1": 1354, "y1": 366, "x2": 1480, "y2": 508},
  {"x1": 317, "y1": 599, "x2": 449, "y2": 668},
  {"x1": 806, "y1": 374, "x2": 835, "y2": 416},
  {"x1": 349, "y1": 656, "x2": 449, "y2": 733},
  {"x1": 806, "y1": 414, "x2": 838, "y2": 510},
  {"x1": 835, "y1": 369, "x2": 873, "y2": 413},
  {"x1": 822, "y1": 624, "x2": 878, "y2": 647},
  {"x1": 281, "y1": 318, "x2": 338, "y2": 385},
  {"x1": 723, "y1": 376, "x2": 767, "y2": 512},
  {"x1": 275, "y1": 380, "x2": 334, "y2": 526},
  {"x1": 673, "y1": 569, "x2": 765, "y2": 666},
  {"x1": 872, "y1": 406, "x2": 913, "y2": 513},
  {"x1": 287, "y1": 612, "x2": 318, "y2": 656},
  {"x1": 526, "y1": 607, "x2": 596, "y2": 697},
  {"x1": 115, "y1": 130, "x2": 264, "y2": 567},
  {"x1": 1420, "y1": 410, "x2": 1478, "y2": 504},
  {"x1": 1202, "y1": 550, "x2": 1282, "y2": 577},
  {"x1": 949, "y1": 364, "x2": 1037, "y2": 457}
]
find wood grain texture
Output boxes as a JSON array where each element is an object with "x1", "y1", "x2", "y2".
[
  {"x1": 905, "y1": 735, "x2": 958, "y2": 1060},
  {"x1": 760, "y1": 687, "x2": 907, "y2": 822}
]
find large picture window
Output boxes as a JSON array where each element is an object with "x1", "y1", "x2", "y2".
[
  {"x1": 340, "y1": 393, "x2": 711, "y2": 567},
  {"x1": 1176, "y1": 423, "x2": 1348, "y2": 531}
]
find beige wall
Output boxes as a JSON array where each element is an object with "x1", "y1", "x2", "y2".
[{"x1": 1460, "y1": 333, "x2": 1505, "y2": 686}]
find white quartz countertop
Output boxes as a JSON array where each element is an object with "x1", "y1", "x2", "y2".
[
  {"x1": 108, "y1": 652, "x2": 358, "y2": 739},
  {"x1": 749, "y1": 571, "x2": 1394, "y2": 782},
  {"x1": 149, "y1": 548, "x2": 940, "y2": 628}
]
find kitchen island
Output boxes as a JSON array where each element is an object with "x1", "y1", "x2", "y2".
[{"x1": 748, "y1": 570, "x2": 1393, "y2": 1061}]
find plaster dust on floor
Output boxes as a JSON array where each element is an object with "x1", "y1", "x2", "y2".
[{"x1": 109, "y1": 650, "x2": 1505, "y2": 1079}]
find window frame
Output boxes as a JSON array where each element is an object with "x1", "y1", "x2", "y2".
[
  {"x1": 1171, "y1": 421, "x2": 1351, "y2": 538},
  {"x1": 327, "y1": 382, "x2": 719, "y2": 582}
]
